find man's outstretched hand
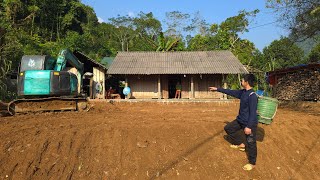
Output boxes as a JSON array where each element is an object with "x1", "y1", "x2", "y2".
[{"x1": 209, "y1": 87, "x2": 217, "y2": 91}]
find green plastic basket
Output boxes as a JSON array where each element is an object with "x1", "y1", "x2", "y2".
[{"x1": 257, "y1": 96, "x2": 279, "y2": 125}]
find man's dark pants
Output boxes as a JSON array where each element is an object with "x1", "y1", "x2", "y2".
[{"x1": 224, "y1": 120, "x2": 257, "y2": 165}]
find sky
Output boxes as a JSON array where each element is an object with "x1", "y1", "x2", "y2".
[{"x1": 82, "y1": 0, "x2": 288, "y2": 51}]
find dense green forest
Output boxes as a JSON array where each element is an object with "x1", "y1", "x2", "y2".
[{"x1": 0, "y1": 0, "x2": 319, "y2": 99}]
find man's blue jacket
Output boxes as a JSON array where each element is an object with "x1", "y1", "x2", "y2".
[{"x1": 217, "y1": 88, "x2": 258, "y2": 129}]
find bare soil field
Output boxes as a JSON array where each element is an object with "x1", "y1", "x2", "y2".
[{"x1": 0, "y1": 101, "x2": 319, "y2": 180}]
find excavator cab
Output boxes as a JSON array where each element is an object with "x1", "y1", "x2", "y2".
[
  {"x1": 18, "y1": 55, "x2": 79, "y2": 97},
  {"x1": 20, "y1": 55, "x2": 56, "y2": 71}
]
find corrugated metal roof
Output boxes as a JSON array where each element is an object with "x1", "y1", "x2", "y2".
[
  {"x1": 107, "y1": 51, "x2": 248, "y2": 75},
  {"x1": 73, "y1": 51, "x2": 107, "y2": 70}
]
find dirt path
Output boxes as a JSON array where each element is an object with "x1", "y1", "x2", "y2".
[{"x1": 0, "y1": 101, "x2": 319, "y2": 179}]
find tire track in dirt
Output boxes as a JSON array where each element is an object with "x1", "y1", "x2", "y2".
[
  {"x1": 49, "y1": 130, "x2": 85, "y2": 179},
  {"x1": 66, "y1": 165, "x2": 75, "y2": 180},
  {"x1": 46, "y1": 161, "x2": 56, "y2": 177},
  {"x1": 26, "y1": 139, "x2": 50, "y2": 179},
  {"x1": 251, "y1": 113, "x2": 319, "y2": 179},
  {"x1": 291, "y1": 134, "x2": 320, "y2": 179},
  {"x1": 68, "y1": 131, "x2": 76, "y2": 155},
  {"x1": 3, "y1": 140, "x2": 15, "y2": 154},
  {"x1": 8, "y1": 163, "x2": 18, "y2": 180},
  {"x1": 76, "y1": 130, "x2": 98, "y2": 178},
  {"x1": 108, "y1": 128, "x2": 125, "y2": 179},
  {"x1": 150, "y1": 129, "x2": 224, "y2": 179}
]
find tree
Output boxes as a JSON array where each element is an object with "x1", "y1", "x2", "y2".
[
  {"x1": 109, "y1": 12, "x2": 163, "y2": 52},
  {"x1": 185, "y1": 11, "x2": 209, "y2": 36},
  {"x1": 187, "y1": 10, "x2": 259, "y2": 65},
  {"x1": 27, "y1": 5, "x2": 40, "y2": 36},
  {"x1": 109, "y1": 15, "x2": 135, "y2": 51},
  {"x1": 62, "y1": 1, "x2": 98, "y2": 35},
  {"x1": 187, "y1": 35, "x2": 210, "y2": 51},
  {"x1": 3, "y1": 0, "x2": 22, "y2": 24},
  {"x1": 0, "y1": 1, "x2": 23, "y2": 100},
  {"x1": 267, "y1": 0, "x2": 320, "y2": 40},
  {"x1": 134, "y1": 12, "x2": 162, "y2": 39},
  {"x1": 307, "y1": 43, "x2": 320, "y2": 63},
  {"x1": 263, "y1": 37, "x2": 305, "y2": 70},
  {"x1": 131, "y1": 12, "x2": 162, "y2": 51},
  {"x1": 214, "y1": 10, "x2": 259, "y2": 50},
  {"x1": 164, "y1": 11, "x2": 190, "y2": 38},
  {"x1": 233, "y1": 39, "x2": 257, "y2": 65}
]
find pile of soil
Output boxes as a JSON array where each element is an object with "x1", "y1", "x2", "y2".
[{"x1": 0, "y1": 101, "x2": 319, "y2": 179}]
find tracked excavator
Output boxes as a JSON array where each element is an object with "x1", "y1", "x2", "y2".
[{"x1": 4, "y1": 49, "x2": 89, "y2": 115}]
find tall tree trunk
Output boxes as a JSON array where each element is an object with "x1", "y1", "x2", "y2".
[
  {"x1": 56, "y1": 13, "x2": 61, "y2": 41},
  {"x1": 126, "y1": 41, "x2": 129, "y2": 52},
  {"x1": 0, "y1": 28, "x2": 5, "y2": 46},
  {"x1": 50, "y1": 22, "x2": 54, "y2": 42},
  {"x1": 121, "y1": 41, "x2": 125, "y2": 51},
  {"x1": 31, "y1": 15, "x2": 35, "y2": 36}
]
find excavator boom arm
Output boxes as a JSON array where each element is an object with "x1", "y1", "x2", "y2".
[{"x1": 54, "y1": 49, "x2": 84, "y2": 75}]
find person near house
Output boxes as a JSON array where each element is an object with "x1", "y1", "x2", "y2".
[
  {"x1": 209, "y1": 74, "x2": 258, "y2": 171},
  {"x1": 106, "y1": 87, "x2": 121, "y2": 99},
  {"x1": 106, "y1": 87, "x2": 114, "y2": 99},
  {"x1": 175, "y1": 81, "x2": 182, "y2": 99},
  {"x1": 95, "y1": 81, "x2": 103, "y2": 99}
]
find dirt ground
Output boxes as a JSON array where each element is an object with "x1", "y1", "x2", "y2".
[{"x1": 0, "y1": 100, "x2": 319, "y2": 180}]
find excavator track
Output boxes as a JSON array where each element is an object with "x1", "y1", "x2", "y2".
[
  {"x1": 0, "y1": 101, "x2": 10, "y2": 116},
  {"x1": 6, "y1": 97, "x2": 89, "y2": 115}
]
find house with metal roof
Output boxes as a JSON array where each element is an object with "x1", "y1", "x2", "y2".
[
  {"x1": 73, "y1": 51, "x2": 108, "y2": 99},
  {"x1": 108, "y1": 51, "x2": 248, "y2": 99}
]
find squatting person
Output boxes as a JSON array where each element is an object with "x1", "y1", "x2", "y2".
[{"x1": 209, "y1": 74, "x2": 258, "y2": 171}]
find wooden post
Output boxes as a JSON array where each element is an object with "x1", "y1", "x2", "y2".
[
  {"x1": 222, "y1": 74, "x2": 227, "y2": 99},
  {"x1": 93, "y1": 67, "x2": 97, "y2": 99},
  {"x1": 223, "y1": 82, "x2": 227, "y2": 99},
  {"x1": 158, "y1": 75, "x2": 161, "y2": 99},
  {"x1": 102, "y1": 69, "x2": 106, "y2": 99},
  {"x1": 89, "y1": 78, "x2": 93, "y2": 99},
  {"x1": 190, "y1": 76, "x2": 194, "y2": 99}
]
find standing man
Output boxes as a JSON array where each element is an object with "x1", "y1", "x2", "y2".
[{"x1": 209, "y1": 74, "x2": 258, "y2": 171}]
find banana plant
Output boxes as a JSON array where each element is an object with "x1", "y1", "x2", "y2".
[{"x1": 156, "y1": 32, "x2": 179, "y2": 52}]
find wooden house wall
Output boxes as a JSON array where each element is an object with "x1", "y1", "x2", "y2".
[
  {"x1": 127, "y1": 74, "x2": 225, "y2": 99},
  {"x1": 194, "y1": 74, "x2": 223, "y2": 99},
  {"x1": 161, "y1": 75, "x2": 169, "y2": 99},
  {"x1": 181, "y1": 77, "x2": 190, "y2": 98},
  {"x1": 129, "y1": 75, "x2": 158, "y2": 99}
]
